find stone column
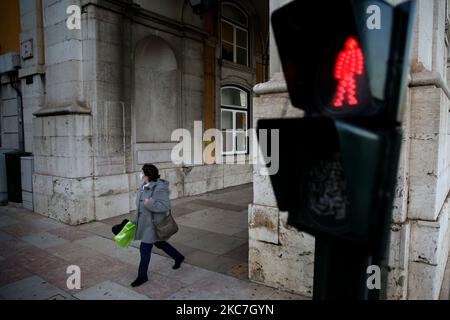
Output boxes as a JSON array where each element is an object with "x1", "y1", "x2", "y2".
[
  {"x1": 400, "y1": 0, "x2": 450, "y2": 299},
  {"x1": 248, "y1": 0, "x2": 315, "y2": 297},
  {"x1": 33, "y1": 0, "x2": 134, "y2": 224},
  {"x1": 33, "y1": 0, "x2": 94, "y2": 224},
  {"x1": 19, "y1": 0, "x2": 46, "y2": 153}
]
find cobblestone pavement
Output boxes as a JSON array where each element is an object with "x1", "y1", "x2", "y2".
[{"x1": 0, "y1": 184, "x2": 308, "y2": 300}]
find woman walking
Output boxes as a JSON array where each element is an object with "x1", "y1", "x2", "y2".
[{"x1": 131, "y1": 163, "x2": 184, "y2": 287}]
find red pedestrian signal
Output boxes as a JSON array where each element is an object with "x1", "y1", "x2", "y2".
[
  {"x1": 333, "y1": 37, "x2": 365, "y2": 108},
  {"x1": 271, "y1": 0, "x2": 415, "y2": 122}
]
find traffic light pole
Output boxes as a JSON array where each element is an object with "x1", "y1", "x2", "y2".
[{"x1": 313, "y1": 237, "x2": 373, "y2": 300}]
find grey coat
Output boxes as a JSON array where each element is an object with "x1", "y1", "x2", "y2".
[{"x1": 133, "y1": 179, "x2": 171, "y2": 244}]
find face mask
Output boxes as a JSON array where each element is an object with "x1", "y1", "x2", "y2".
[{"x1": 139, "y1": 172, "x2": 144, "y2": 180}]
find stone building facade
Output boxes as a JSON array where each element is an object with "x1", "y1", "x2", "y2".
[
  {"x1": 1, "y1": 0, "x2": 449, "y2": 300},
  {"x1": 0, "y1": 0, "x2": 269, "y2": 224},
  {"x1": 249, "y1": 0, "x2": 450, "y2": 299}
]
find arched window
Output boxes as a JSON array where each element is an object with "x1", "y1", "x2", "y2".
[
  {"x1": 221, "y1": 3, "x2": 248, "y2": 66},
  {"x1": 221, "y1": 86, "x2": 249, "y2": 155}
]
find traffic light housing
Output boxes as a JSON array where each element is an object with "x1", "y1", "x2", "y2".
[
  {"x1": 271, "y1": 0, "x2": 415, "y2": 124},
  {"x1": 260, "y1": 0, "x2": 416, "y2": 299}
]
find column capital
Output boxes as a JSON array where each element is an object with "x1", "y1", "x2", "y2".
[{"x1": 253, "y1": 72, "x2": 287, "y2": 95}]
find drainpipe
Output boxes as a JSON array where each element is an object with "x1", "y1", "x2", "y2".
[{"x1": 8, "y1": 72, "x2": 25, "y2": 152}]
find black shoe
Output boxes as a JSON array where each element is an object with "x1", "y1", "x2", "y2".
[
  {"x1": 173, "y1": 257, "x2": 185, "y2": 270},
  {"x1": 131, "y1": 276, "x2": 148, "y2": 287}
]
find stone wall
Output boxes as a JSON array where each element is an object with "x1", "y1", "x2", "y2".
[
  {"x1": 249, "y1": 73, "x2": 314, "y2": 297},
  {"x1": 24, "y1": 0, "x2": 264, "y2": 224},
  {"x1": 32, "y1": 0, "x2": 95, "y2": 225},
  {"x1": 401, "y1": 0, "x2": 450, "y2": 299}
]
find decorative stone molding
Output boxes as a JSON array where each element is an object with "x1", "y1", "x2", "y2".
[
  {"x1": 33, "y1": 100, "x2": 91, "y2": 117},
  {"x1": 409, "y1": 70, "x2": 450, "y2": 100},
  {"x1": 253, "y1": 72, "x2": 287, "y2": 95}
]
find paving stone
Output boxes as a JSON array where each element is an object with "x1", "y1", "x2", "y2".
[
  {"x1": 171, "y1": 195, "x2": 201, "y2": 207},
  {"x1": 0, "y1": 276, "x2": 74, "y2": 300},
  {"x1": 176, "y1": 209, "x2": 246, "y2": 236},
  {"x1": 48, "y1": 227, "x2": 92, "y2": 241},
  {"x1": 64, "y1": 250, "x2": 136, "y2": 286},
  {"x1": 26, "y1": 218, "x2": 67, "y2": 232},
  {"x1": 205, "y1": 184, "x2": 252, "y2": 195},
  {"x1": 0, "y1": 235, "x2": 32, "y2": 259},
  {"x1": 77, "y1": 221, "x2": 111, "y2": 232},
  {"x1": 187, "y1": 232, "x2": 247, "y2": 255},
  {"x1": 0, "y1": 223, "x2": 41, "y2": 237},
  {"x1": 0, "y1": 259, "x2": 34, "y2": 287},
  {"x1": 153, "y1": 262, "x2": 221, "y2": 286},
  {"x1": 74, "y1": 281, "x2": 150, "y2": 300},
  {"x1": 39, "y1": 263, "x2": 108, "y2": 293},
  {"x1": 226, "y1": 263, "x2": 249, "y2": 280},
  {"x1": 222, "y1": 243, "x2": 249, "y2": 262},
  {"x1": 199, "y1": 192, "x2": 252, "y2": 207},
  {"x1": 46, "y1": 242, "x2": 100, "y2": 261},
  {"x1": 0, "y1": 185, "x2": 264, "y2": 300},
  {"x1": 169, "y1": 225, "x2": 213, "y2": 244},
  {"x1": 185, "y1": 250, "x2": 241, "y2": 274},
  {"x1": 7, "y1": 246, "x2": 69, "y2": 274},
  {"x1": 0, "y1": 215, "x2": 19, "y2": 227},
  {"x1": 171, "y1": 205, "x2": 199, "y2": 218},
  {"x1": 21, "y1": 232, "x2": 68, "y2": 249},
  {"x1": 181, "y1": 201, "x2": 212, "y2": 212},
  {"x1": 6, "y1": 210, "x2": 46, "y2": 222},
  {"x1": 232, "y1": 229, "x2": 249, "y2": 240},
  {"x1": 148, "y1": 253, "x2": 175, "y2": 272},
  {"x1": 0, "y1": 231, "x2": 14, "y2": 241},
  {"x1": 70, "y1": 252, "x2": 129, "y2": 273},
  {"x1": 41, "y1": 255, "x2": 127, "y2": 294},
  {"x1": 190, "y1": 199, "x2": 248, "y2": 212},
  {"x1": 167, "y1": 272, "x2": 275, "y2": 300},
  {"x1": 0, "y1": 207, "x2": 31, "y2": 215},
  {"x1": 74, "y1": 235, "x2": 140, "y2": 266},
  {"x1": 113, "y1": 268, "x2": 186, "y2": 300}
]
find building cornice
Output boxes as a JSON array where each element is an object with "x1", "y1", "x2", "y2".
[
  {"x1": 253, "y1": 72, "x2": 287, "y2": 95},
  {"x1": 82, "y1": 0, "x2": 209, "y2": 42},
  {"x1": 409, "y1": 70, "x2": 450, "y2": 101}
]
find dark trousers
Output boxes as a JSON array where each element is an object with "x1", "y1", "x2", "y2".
[{"x1": 138, "y1": 241, "x2": 184, "y2": 278}]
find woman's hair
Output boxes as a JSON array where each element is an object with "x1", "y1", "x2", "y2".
[{"x1": 142, "y1": 163, "x2": 160, "y2": 181}]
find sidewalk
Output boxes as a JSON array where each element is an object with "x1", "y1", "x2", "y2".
[{"x1": 0, "y1": 185, "x2": 308, "y2": 300}]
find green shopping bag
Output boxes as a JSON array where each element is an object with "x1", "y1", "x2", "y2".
[{"x1": 114, "y1": 221, "x2": 136, "y2": 248}]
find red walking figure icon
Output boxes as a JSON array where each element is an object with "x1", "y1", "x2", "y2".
[{"x1": 333, "y1": 37, "x2": 365, "y2": 108}]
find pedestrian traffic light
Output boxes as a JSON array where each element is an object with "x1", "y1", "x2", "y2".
[
  {"x1": 260, "y1": 0, "x2": 416, "y2": 299},
  {"x1": 266, "y1": 0, "x2": 415, "y2": 243},
  {"x1": 271, "y1": 0, "x2": 414, "y2": 124}
]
